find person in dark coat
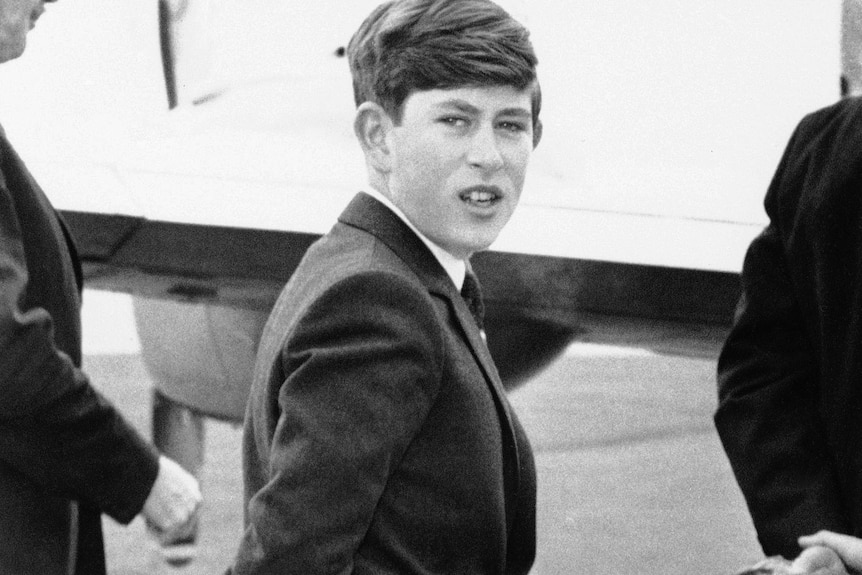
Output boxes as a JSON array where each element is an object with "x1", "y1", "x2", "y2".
[
  {"x1": 715, "y1": 95, "x2": 862, "y2": 571},
  {"x1": 0, "y1": 1, "x2": 202, "y2": 573},
  {"x1": 230, "y1": 0, "x2": 542, "y2": 573}
]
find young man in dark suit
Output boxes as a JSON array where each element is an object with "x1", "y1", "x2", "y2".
[
  {"x1": 231, "y1": 0, "x2": 542, "y2": 573},
  {"x1": 0, "y1": 1, "x2": 201, "y2": 573}
]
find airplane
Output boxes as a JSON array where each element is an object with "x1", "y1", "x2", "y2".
[{"x1": 0, "y1": 0, "x2": 848, "y2": 560}]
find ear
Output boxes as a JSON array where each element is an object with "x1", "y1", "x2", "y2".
[
  {"x1": 532, "y1": 118, "x2": 543, "y2": 149},
  {"x1": 354, "y1": 102, "x2": 394, "y2": 173}
]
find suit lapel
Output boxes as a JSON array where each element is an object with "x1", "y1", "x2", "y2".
[
  {"x1": 452, "y1": 294, "x2": 522, "y2": 540},
  {"x1": 338, "y1": 192, "x2": 522, "y2": 536},
  {"x1": 338, "y1": 192, "x2": 452, "y2": 293}
]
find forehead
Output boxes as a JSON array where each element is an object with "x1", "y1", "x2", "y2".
[{"x1": 402, "y1": 85, "x2": 534, "y2": 118}]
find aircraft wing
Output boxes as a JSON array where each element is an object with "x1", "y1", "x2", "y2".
[{"x1": 1, "y1": 0, "x2": 843, "y2": 342}]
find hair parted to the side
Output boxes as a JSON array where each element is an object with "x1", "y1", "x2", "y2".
[{"x1": 347, "y1": 0, "x2": 541, "y2": 126}]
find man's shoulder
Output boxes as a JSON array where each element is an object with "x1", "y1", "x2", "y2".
[
  {"x1": 272, "y1": 229, "x2": 421, "y2": 312},
  {"x1": 766, "y1": 97, "x2": 862, "y2": 216},
  {"x1": 301, "y1": 221, "x2": 413, "y2": 281},
  {"x1": 794, "y1": 96, "x2": 862, "y2": 148},
  {"x1": 260, "y1": 247, "x2": 445, "y2": 371}
]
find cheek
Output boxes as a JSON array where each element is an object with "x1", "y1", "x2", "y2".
[
  {"x1": 394, "y1": 137, "x2": 429, "y2": 174},
  {"x1": 401, "y1": 144, "x2": 455, "y2": 187},
  {"x1": 505, "y1": 149, "x2": 532, "y2": 182}
]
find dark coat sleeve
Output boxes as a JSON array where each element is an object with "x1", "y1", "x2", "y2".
[
  {"x1": 234, "y1": 271, "x2": 444, "y2": 575},
  {"x1": 714, "y1": 105, "x2": 854, "y2": 558},
  {"x1": 0, "y1": 186, "x2": 159, "y2": 524}
]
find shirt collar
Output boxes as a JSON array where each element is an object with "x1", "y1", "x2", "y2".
[{"x1": 364, "y1": 188, "x2": 467, "y2": 290}]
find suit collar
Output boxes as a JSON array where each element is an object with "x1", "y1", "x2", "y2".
[
  {"x1": 361, "y1": 188, "x2": 467, "y2": 290},
  {"x1": 339, "y1": 192, "x2": 456, "y2": 297}
]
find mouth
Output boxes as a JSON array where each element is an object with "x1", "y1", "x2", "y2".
[{"x1": 459, "y1": 185, "x2": 504, "y2": 208}]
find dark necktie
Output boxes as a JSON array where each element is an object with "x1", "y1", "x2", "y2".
[{"x1": 461, "y1": 269, "x2": 485, "y2": 331}]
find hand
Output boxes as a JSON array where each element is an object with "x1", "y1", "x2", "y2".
[
  {"x1": 798, "y1": 531, "x2": 862, "y2": 574},
  {"x1": 788, "y1": 545, "x2": 848, "y2": 575},
  {"x1": 141, "y1": 455, "x2": 202, "y2": 544}
]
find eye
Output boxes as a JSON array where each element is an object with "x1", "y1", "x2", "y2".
[
  {"x1": 498, "y1": 120, "x2": 528, "y2": 133},
  {"x1": 439, "y1": 116, "x2": 469, "y2": 127}
]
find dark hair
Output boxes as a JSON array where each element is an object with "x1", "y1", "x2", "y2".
[{"x1": 347, "y1": 0, "x2": 541, "y2": 126}]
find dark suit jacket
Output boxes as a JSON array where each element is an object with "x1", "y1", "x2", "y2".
[
  {"x1": 715, "y1": 97, "x2": 862, "y2": 558},
  {"x1": 0, "y1": 127, "x2": 159, "y2": 574},
  {"x1": 233, "y1": 193, "x2": 536, "y2": 574}
]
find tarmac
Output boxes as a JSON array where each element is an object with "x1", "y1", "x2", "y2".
[{"x1": 81, "y1": 290, "x2": 766, "y2": 574}]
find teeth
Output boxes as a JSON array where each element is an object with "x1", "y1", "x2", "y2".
[{"x1": 466, "y1": 191, "x2": 495, "y2": 202}]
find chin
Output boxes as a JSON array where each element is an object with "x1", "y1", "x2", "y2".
[{"x1": 463, "y1": 238, "x2": 497, "y2": 257}]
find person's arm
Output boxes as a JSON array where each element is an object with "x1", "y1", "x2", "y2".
[
  {"x1": 0, "y1": 188, "x2": 199, "y2": 531},
  {"x1": 715, "y1": 120, "x2": 848, "y2": 558},
  {"x1": 233, "y1": 271, "x2": 443, "y2": 574}
]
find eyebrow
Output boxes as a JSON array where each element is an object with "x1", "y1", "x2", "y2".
[{"x1": 436, "y1": 99, "x2": 532, "y2": 118}]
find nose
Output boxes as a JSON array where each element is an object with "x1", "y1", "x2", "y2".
[{"x1": 466, "y1": 126, "x2": 504, "y2": 173}]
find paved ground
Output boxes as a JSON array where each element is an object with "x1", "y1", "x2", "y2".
[{"x1": 82, "y1": 291, "x2": 765, "y2": 574}]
